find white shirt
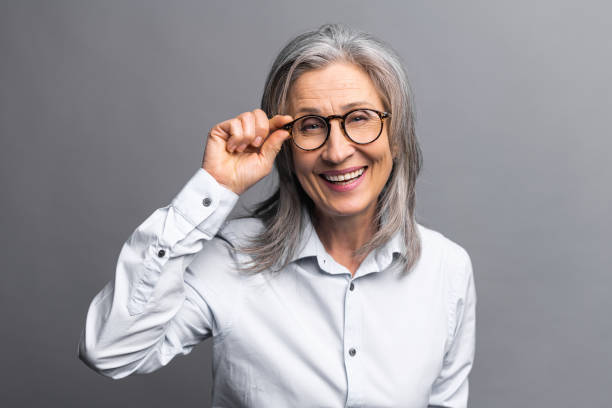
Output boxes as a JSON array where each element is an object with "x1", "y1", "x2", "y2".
[{"x1": 78, "y1": 168, "x2": 477, "y2": 408}]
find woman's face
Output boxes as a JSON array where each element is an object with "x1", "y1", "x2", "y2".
[{"x1": 287, "y1": 62, "x2": 394, "y2": 222}]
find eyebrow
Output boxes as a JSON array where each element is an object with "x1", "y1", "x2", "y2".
[{"x1": 295, "y1": 101, "x2": 376, "y2": 115}]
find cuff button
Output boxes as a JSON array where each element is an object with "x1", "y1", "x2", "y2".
[
  {"x1": 202, "y1": 197, "x2": 212, "y2": 207},
  {"x1": 157, "y1": 249, "x2": 166, "y2": 258}
]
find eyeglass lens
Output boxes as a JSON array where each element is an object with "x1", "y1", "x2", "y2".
[{"x1": 292, "y1": 109, "x2": 383, "y2": 150}]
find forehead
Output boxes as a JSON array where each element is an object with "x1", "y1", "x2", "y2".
[{"x1": 288, "y1": 62, "x2": 384, "y2": 113}]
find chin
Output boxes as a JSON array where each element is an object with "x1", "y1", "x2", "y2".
[{"x1": 315, "y1": 201, "x2": 375, "y2": 219}]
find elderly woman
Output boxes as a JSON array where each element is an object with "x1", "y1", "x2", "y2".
[{"x1": 79, "y1": 24, "x2": 476, "y2": 408}]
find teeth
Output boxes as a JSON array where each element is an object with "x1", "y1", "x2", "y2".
[{"x1": 323, "y1": 167, "x2": 365, "y2": 183}]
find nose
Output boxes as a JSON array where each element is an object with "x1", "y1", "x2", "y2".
[{"x1": 320, "y1": 120, "x2": 355, "y2": 163}]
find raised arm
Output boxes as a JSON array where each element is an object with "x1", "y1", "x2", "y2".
[
  {"x1": 77, "y1": 168, "x2": 238, "y2": 379},
  {"x1": 78, "y1": 109, "x2": 292, "y2": 379}
]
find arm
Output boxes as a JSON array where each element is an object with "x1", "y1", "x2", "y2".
[
  {"x1": 78, "y1": 109, "x2": 293, "y2": 380},
  {"x1": 428, "y1": 250, "x2": 477, "y2": 408},
  {"x1": 77, "y1": 168, "x2": 238, "y2": 379}
]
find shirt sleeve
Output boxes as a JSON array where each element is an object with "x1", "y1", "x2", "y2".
[
  {"x1": 77, "y1": 168, "x2": 239, "y2": 380},
  {"x1": 428, "y1": 249, "x2": 477, "y2": 408}
]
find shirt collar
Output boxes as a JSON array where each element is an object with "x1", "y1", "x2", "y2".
[
  {"x1": 290, "y1": 212, "x2": 319, "y2": 261},
  {"x1": 289, "y1": 211, "x2": 405, "y2": 276}
]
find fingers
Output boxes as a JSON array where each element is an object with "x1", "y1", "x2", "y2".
[
  {"x1": 213, "y1": 110, "x2": 292, "y2": 155},
  {"x1": 227, "y1": 118, "x2": 243, "y2": 152},
  {"x1": 253, "y1": 109, "x2": 269, "y2": 147},
  {"x1": 220, "y1": 109, "x2": 266, "y2": 153},
  {"x1": 269, "y1": 114, "x2": 294, "y2": 133},
  {"x1": 234, "y1": 111, "x2": 255, "y2": 152},
  {"x1": 260, "y1": 114, "x2": 293, "y2": 162}
]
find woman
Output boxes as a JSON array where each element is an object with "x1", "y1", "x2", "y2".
[{"x1": 79, "y1": 24, "x2": 476, "y2": 408}]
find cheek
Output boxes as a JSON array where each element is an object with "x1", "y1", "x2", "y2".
[
  {"x1": 291, "y1": 150, "x2": 318, "y2": 188},
  {"x1": 371, "y1": 137, "x2": 393, "y2": 167},
  {"x1": 371, "y1": 141, "x2": 394, "y2": 186}
]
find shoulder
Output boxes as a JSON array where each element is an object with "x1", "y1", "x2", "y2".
[
  {"x1": 188, "y1": 216, "x2": 264, "y2": 272},
  {"x1": 215, "y1": 216, "x2": 266, "y2": 249},
  {"x1": 416, "y1": 223, "x2": 473, "y2": 292},
  {"x1": 417, "y1": 224, "x2": 470, "y2": 263},
  {"x1": 185, "y1": 217, "x2": 265, "y2": 317}
]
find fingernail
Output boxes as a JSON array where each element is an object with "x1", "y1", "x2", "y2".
[
  {"x1": 254, "y1": 136, "x2": 262, "y2": 146},
  {"x1": 237, "y1": 143, "x2": 247, "y2": 152}
]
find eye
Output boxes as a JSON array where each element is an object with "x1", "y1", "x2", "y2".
[
  {"x1": 347, "y1": 110, "x2": 376, "y2": 124},
  {"x1": 298, "y1": 117, "x2": 326, "y2": 133}
]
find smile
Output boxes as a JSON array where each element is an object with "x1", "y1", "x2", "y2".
[
  {"x1": 322, "y1": 167, "x2": 365, "y2": 184},
  {"x1": 319, "y1": 166, "x2": 367, "y2": 192}
]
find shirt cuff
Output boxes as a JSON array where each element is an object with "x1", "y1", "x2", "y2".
[{"x1": 170, "y1": 168, "x2": 239, "y2": 239}]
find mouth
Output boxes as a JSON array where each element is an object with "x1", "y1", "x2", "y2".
[{"x1": 320, "y1": 166, "x2": 367, "y2": 185}]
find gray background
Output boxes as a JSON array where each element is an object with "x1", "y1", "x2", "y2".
[{"x1": 1, "y1": 0, "x2": 610, "y2": 407}]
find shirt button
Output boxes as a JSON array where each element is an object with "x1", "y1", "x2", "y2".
[
  {"x1": 157, "y1": 249, "x2": 166, "y2": 258},
  {"x1": 349, "y1": 348, "x2": 357, "y2": 357},
  {"x1": 349, "y1": 282, "x2": 355, "y2": 291},
  {"x1": 202, "y1": 197, "x2": 212, "y2": 207}
]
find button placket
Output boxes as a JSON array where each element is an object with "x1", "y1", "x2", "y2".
[{"x1": 343, "y1": 276, "x2": 364, "y2": 405}]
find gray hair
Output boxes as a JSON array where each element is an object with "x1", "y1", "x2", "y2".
[{"x1": 239, "y1": 23, "x2": 422, "y2": 275}]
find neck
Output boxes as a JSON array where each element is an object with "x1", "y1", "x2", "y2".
[{"x1": 313, "y1": 206, "x2": 377, "y2": 275}]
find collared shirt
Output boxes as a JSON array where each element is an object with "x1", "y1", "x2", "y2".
[{"x1": 78, "y1": 168, "x2": 477, "y2": 408}]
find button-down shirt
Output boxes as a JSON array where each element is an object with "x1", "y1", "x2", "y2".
[{"x1": 78, "y1": 168, "x2": 477, "y2": 408}]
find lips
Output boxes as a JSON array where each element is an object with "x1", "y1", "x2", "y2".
[
  {"x1": 321, "y1": 167, "x2": 365, "y2": 183},
  {"x1": 318, "y1": 166, "x2": 368, "y2": 192}
]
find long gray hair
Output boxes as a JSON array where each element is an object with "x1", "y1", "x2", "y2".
[{"x1": 239, "y1": 23, "x2": 422, "y2": 275}]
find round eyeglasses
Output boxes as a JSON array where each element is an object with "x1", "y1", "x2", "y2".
[{"x1": 282, "y1": 108, "x2": 391, "y2": 151}]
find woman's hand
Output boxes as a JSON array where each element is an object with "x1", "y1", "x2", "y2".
[{"x1": 202, "y1": 109, "x2": 293, "y2": 195}]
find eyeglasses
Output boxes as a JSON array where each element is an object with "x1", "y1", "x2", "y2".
[{"x1": 282, "y1": 108, "x2": 391, "y2": 151}]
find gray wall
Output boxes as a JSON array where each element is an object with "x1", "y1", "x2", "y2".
[{"x1": 1, "y1": 1, "x2": 610, "y2": 407}]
